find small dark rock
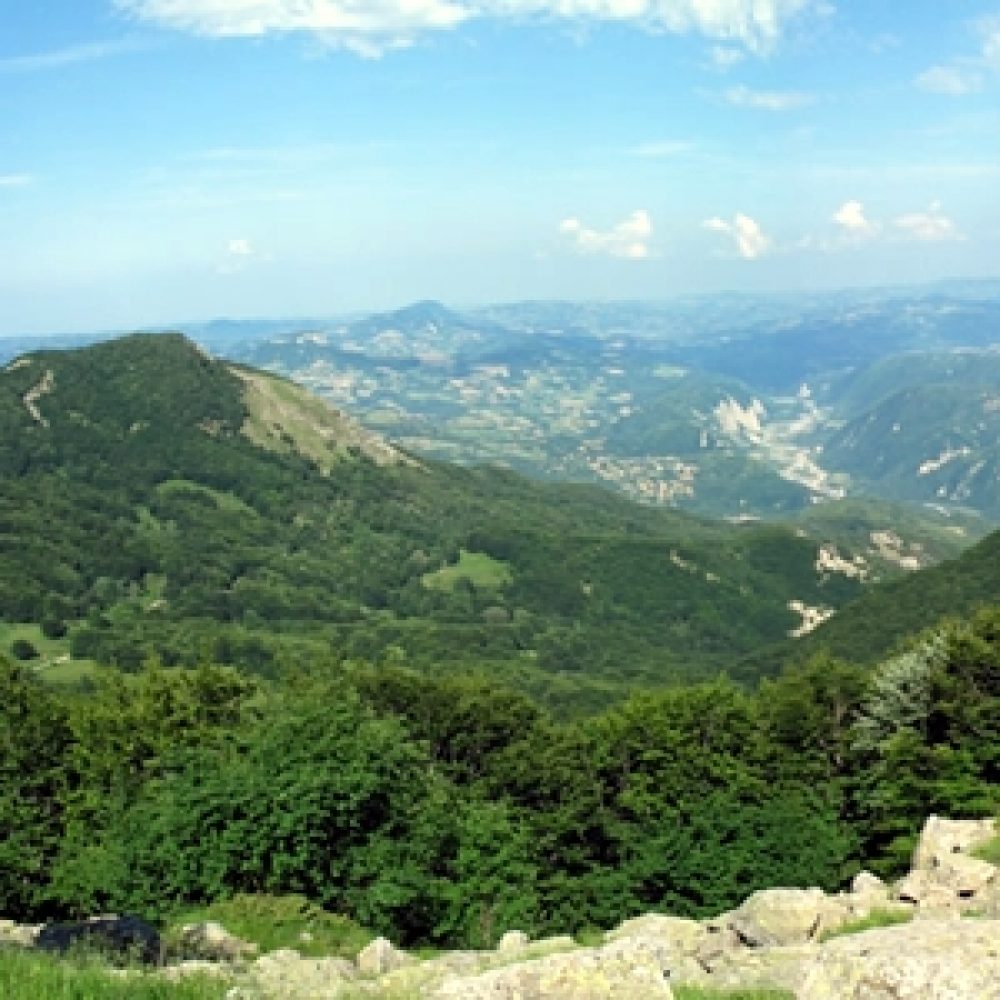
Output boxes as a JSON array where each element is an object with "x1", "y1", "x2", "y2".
[{"x1": 35, "y1": 915, "x2": 162, "y2": 966}]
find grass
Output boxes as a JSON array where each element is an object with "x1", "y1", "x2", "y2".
[
  {"x1": 0, "y1": 622, "x2": 103, "y2": 687},
  {"x1": 0, "y1": 948, "x2": 229, "y2": 1000},
  {"x1": 817, "y1": 908, "x2": 914, "y2": 942},
  {"x1": 164, "y1": 894, "x2": 372, "y2": 961},
  {"x1": 421, "y1": 549, "x2": 512, "y2": 592},
  {"x1": 155, "y1": 479, "x2": 255, "y2": 515}
]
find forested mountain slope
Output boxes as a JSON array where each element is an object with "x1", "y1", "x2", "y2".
[
  {"x1": 1, "y1": 332, "x2": 880, "y2": 704},
  {"x1": 791, "y1": 526, "x2": 1000, "y2": 665}
]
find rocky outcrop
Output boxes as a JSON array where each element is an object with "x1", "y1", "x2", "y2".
[
  {"x1": 797, "y1": 918, "x2": 1000, "y2": 999},
  {"x1": 177, "y1": 920, "x2": 258, "y2": 962}
]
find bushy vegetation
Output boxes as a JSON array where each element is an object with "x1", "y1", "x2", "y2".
[{"x1": 2, "y1": 607, "x2": 998, "y2": 949}]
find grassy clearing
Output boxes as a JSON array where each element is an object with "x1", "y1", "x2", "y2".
[
  {"x1": 0, "y1": 947, "x2": 229, "y2": 1000},
  {"x1": 422, "y1": 549, "x2": 512, "y2": 592},
  {"x1": 818, "y1": 908, "x2": 914, "y2": 942},
  {"x1": 165, "y1": 894, "x2": 372, "y2": 961},
  {"x1": 0, "y1": 623, "x2": 104, "y2": 686},
  {"x1": 0, "y1": 623, "x2": 70, "y2": 666},
  {"x1": 155, "y1": 479, "x2": 255, "y2": 515}
]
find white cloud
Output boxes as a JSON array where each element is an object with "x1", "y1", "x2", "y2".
[
  {"x1": 0, "y1": 39, "x2": 143, "y2": 72},
  {"x1": 893, "y1": 201, "x2": 962, "y2": 242},
  {"x1": 228, "y1": 238, "x2": 255, "y2": 256},
  {"x1": 723, "y1": 84, "x2": 816, "y2": 110},
  {"x1": 832, "y1": 199, "x2": 878, "y2": 237},
  {"x1": 0, "y1": 174, "x2": 32, "y2": 188},
  {"x1": 559, "y1": 210, "x2": 653, "y2": 259},
  {"x1": 703, "y1": 212, "x2": 770, "y2": 259},
  {"x1": 116, "y1": 0, "x2": 817, "y2": 56},
  {"x1": 916, "y1": 65, "x2": 983, "y2": 96}
]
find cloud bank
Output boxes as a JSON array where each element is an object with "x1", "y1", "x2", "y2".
[{"x1": 116, "y1": 0, "x2": 816, "y2": 56}]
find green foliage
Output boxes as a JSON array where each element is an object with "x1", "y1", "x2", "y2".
[
  {"x1": 847, "y1": 612, "x2": 1000, "y2": 874},
  {"x1": 0, "y1": 948, "x2": 228, "y2": 1000},
  {"x1": 0, "y1": 658, "x2": 73, "y2": 914}
]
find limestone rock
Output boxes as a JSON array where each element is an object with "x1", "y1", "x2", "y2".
[
  {"x1": 726, "y1": 887, "x2": 844, "y2": 947},
  {"x1": 911, "y1": 815, "x2": 997, "y2": 871},
  {"x1": 228, "y1": 949, "x2": 356, "y2": 999},
  {"x1": 497, "y1": 929, "x2": 530, "y2": 952},
  {"x1": 356, "y1": 935, "x2": 414, "y2": 976},
  {"x1": 850, "y1": 870, "x2": 887, "y2": 897},
  {"x1": 796, "y1": 916, "x2": 1000, "y2": 999},
  {"x1": 0, "y1": 919, "x2": 40, "y2": 948},
  {"x1": 604, "y1": 913, "x2": 706, "y2": 955},
  {"x1": 432, "y1": 935, "x2": 674, "y2": 999},
  {"x1": 179, "y1": 921, "x2": 258, "y2": 962}
]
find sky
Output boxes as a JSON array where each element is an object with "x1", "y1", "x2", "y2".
[{"x1": 1, "y1": 1, "x2": 999, "y2": 334}]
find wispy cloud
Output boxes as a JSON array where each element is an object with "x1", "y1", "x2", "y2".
[
  {"x1": 708, "y1": 44, "x2": 745, "y2": 69},
  {"x1": 703, "y1": 212, "x2": 770, "y2": 259},
  {"x1": 0, "y1": 39, "x2": 144, "y2": 73},
  {"x1": 0, "y1": 174, "x2": 32, "y2": 188},
  {"x1": 915, "y1": 14, "x2": 1000, "y2": 97},
  {"x1": 559, "y1": 210, "x2": 653, "y2": 260},
  {"x1": 916, "y1": 65, "x2": 983, "y2": 96},
  {"x1": 723, "y1": 84, "x2": 816, "y2": 110},
  {"x1": 630, "y1": 139, "x2": 696, "y2": 158},
  {"x1": 894, "y1": 201, "x2": 962, "y2": 242},
  {"x1": 116, "y1": 0, "x2": 819, "y2": 58}
]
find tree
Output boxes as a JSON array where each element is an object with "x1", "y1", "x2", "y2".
[{"x1": 0, "y1": 659, "x2": 73, "y2": 916}]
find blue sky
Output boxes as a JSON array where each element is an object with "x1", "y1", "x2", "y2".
[{"x1": 1, "y1": 1, "x2": 999, "y2": 334}]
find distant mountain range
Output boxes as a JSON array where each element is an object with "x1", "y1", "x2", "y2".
[{"x1": 196, "y1": 285, "x2": 1000, "y2": 523}]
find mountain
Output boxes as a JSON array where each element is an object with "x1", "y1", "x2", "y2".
[
  {"x1": 818, "y1": 353, "x2": 1000, "y2": 518},
  {"x1": 0, "y1": 331, "x2": 910, "y2": 708}
]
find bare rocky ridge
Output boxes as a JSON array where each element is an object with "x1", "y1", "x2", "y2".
[{"x1": 2, "y1": 816, "x2": 997, "y2": 998}]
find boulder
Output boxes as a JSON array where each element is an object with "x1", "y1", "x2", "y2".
[
  {"x1": 796, "y1": 916, "x2": 1000, "y2": 999},
  {"x1": 911, "y1": 815, "x2": 997, "y2": 871},
  {"x1": 604, "y1": 913, "x2": 706, "y2": 955},
  {"x1": 432, "y1": 936, "x2": 675, "y2": 999},
  {"x1": 35, "y1": 914, "x2": 161, "y2": 966},
  {"x1": 496, "y1": 929, "x2": 530, "y2": 952},
  {"x1": 726, "y1": 888, "x2": 844, "y2": 947},
  {"x1": 849, "y1": 870, "x2": 887, "y2": 897},
  {"x1": 228, "y1": 949, "x2": 356, "y2": 999},
  {"x1": 0, "y1": 919, "x2": 40, "y2": 948},
  {"x1": 178, "y1": 920, "x2": 258, "y2": 962},
  {"x1": 356, "y1": 935, "x2": 414, "y2": 976},
  {"x1": 894, "y1": 851, "x2": 996, "y2": 912}
]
